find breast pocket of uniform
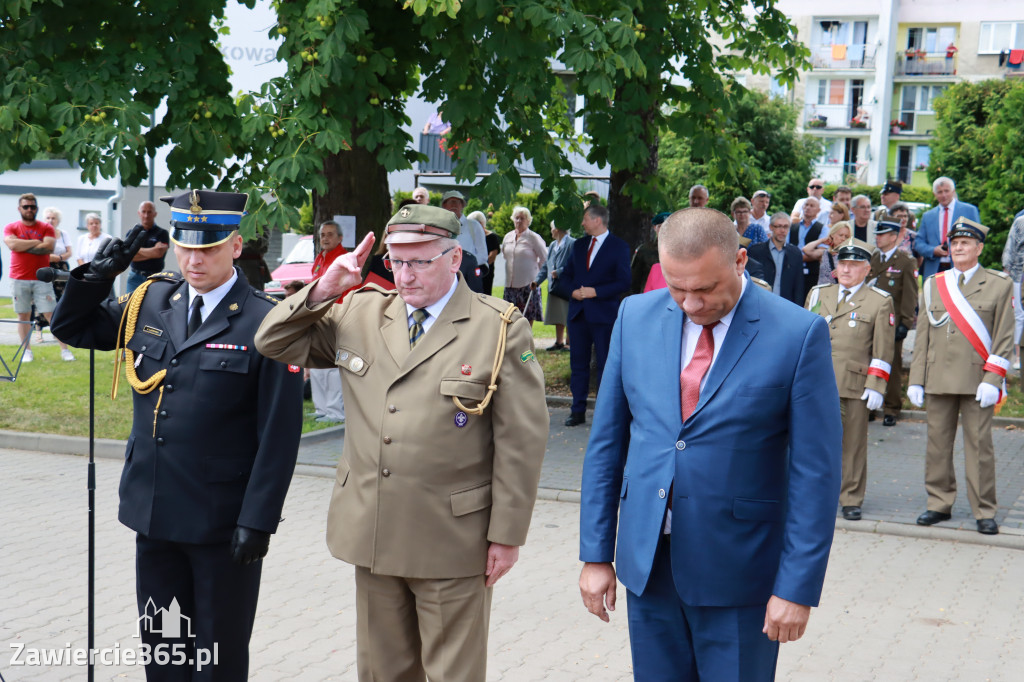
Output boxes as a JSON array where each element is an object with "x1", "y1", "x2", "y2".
[
  {"x1": 126, "y1": 335, "x2": 167, "y2": 367},
  {"x1": 439, "y1": 378, "x2": 488, "y2": 411},
  {"x1": 335, "y1": 347, "x2": 370, "y2": 377},
  {"x1": 199, "y1": 349, "x2": 250, "y2": 374}
]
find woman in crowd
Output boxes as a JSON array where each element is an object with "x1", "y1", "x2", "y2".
[
  {"x1": 75, "y1": 213, "x2": 112, "y2": 266},
  {"x1": 803, "y1": 220, "x2": 852, "y2": 285},
  {"x1": 42, "y1": 207, "x2": 74, "y2": 272},
  {"x1": 500, "y1": 206, "x2": 547, "y2": 326},
  {"x1": 829, "y1": 201, "x2": 850, "y2": 227},
  {"x1": 536, "y1": 222, "x2": 575, "y2": 351},
  {"x1": 469, "y1": 209, "x2": 500, "y2": 295}
]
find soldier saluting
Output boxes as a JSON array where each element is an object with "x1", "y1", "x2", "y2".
[
  {"x1": 806, "y1": 238, "x2": 894, "y2": 521},
  {"x1": 909, "y1": 217, "x2": 1013, "y2": 535},
  {"x1": 51, "y1": 189, "x2": 303, "y2": 680},
  {"x1": 868, "y1": 221, "x2": 919, "y2": 426}
]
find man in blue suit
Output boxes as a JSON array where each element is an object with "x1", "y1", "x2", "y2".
[
  {"x1": 561, "y1": 203, "x2": 631, "y2": 426},
  {"x1": 579, "y1": 208, "x2": 842, "y2": 681},
  {"x1": 915, "y1": 176, "x2": 980, "y2": 278}
]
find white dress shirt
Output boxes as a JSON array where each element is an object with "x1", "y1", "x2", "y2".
[{"x1": 188, "y1": 271, "x2": 239, "y2": 324}]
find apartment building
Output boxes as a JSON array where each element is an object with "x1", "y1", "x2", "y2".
[{"x1": 745, "y1": 0, "x2": 1024, "y2": 187}]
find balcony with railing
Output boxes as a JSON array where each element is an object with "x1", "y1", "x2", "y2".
[
  {"x1": 803, "y1": 103, "x2": 873, "y2": 131},
  {"x1": 810, "y1": 44, "x2": 877, "y2": 70},
  {"x1": 894, "y1": 51, "x2": 957, "y2": 76},
  {"x1": 814, "y1": 160, "x2": 862, "y2": 184},
  {"x1": 418, "y1": 133, "x2": 493, "y2": 174}
]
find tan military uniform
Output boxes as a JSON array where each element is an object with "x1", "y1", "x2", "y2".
[
  {"x1": 806, "y1": 283, "x2": 894, "y2": 506},
  {"x1": 255, "y1": 276, "x2": 549, "y2": 681},
  {"x1": 869, "y1": 247, "x2": 919, "y2": 417},
  {"x1": 909, "y1": 268, "x2": 1014, "y2": 519}
]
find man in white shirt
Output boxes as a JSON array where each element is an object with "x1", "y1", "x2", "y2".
[
  {"x1": 791, "y1": 178, "x2": 832, "y2": 225},
  {"x1": 750, "y1": 190, "x2": 771, "y2": 232}
]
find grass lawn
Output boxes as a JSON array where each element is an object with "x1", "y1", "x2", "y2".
[
  {"x1": 0, "y1": 342, "x2": 335, "y2": 439},
  {"x1": 0, "y1": 296, "x2": 17, "y2": 320}
]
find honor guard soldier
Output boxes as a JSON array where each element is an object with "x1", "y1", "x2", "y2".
[
  {"x1": 806, "y1": 238, "x2": 894, "y2": 521},
  {"x1": 51, "y1": 190, "x2": 303, "y2": 680},
  {"x1": 255, "y1": 204, "x2": 549, "y2": 681},
  {"x1": 908, "y1": 217, "x2": 1013, "y2": 535},
  {"x1": 868, "y1": 221, "x2": 919, "y2": 425}
]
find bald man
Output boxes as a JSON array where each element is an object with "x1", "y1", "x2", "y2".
[{"x1": 126, "y1": 200, "x2": 170, "y2": 293}]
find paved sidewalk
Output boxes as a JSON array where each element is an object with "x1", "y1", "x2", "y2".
[{"x1": 3, "y1": 450, "x2": 1024, "y2": 681}]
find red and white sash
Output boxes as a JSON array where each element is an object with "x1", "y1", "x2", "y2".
[{"x1": 935, "y1": 271, "x2": 1009, "y2": 398}]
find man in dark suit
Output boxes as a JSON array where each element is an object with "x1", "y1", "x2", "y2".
[
  {"x1": 789, "y1": 197, "x2": 827, "y2": 294},
  {"x1": 52, "y1": 190, "x2": 303, "y2": 681},
  {"x1": 561, "y1": 203, "x2": 631, "y2": 426},
  {"x1": 914, "y1": 176, "x2": 981, "y2": 278},
  {"x1": 748, "y1": 211, "x2": 804, "y2": 305},
  {"x1": 579, "y1": 208, "x2": 841, "y2": 681}
]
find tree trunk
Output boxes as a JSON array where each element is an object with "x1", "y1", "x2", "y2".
[
  {"x1": 606, "y1": 104, "x2": 659, "y2": 252},
  {"x1": 313, "y1": 145, "x2": 392, "y2": 250}
]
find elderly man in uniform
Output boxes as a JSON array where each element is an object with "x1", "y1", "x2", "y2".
[
  {"x1": 908, "y1": 217, "x2": 1013, "y2": 535},
  {"x1": 806, "y1": 238, "x2": 894, "y2": 521},
  {"x1": 869, "y1": 221, "x2": 919, "y2": 426},
  {"x1": 51, "y1": 189, "x2": 303, "y2": 680},
  {"x1": 255, "y1": 204, "x2": 549, "y2": 681}
]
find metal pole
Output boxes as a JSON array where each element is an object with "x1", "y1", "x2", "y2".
[{"x1": 87, "y1": 348, "x2": 95, "y2": 682}]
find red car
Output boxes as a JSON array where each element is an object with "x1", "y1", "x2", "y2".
[{"x1": 264, "y1": 235, "x2": 314, "y2": 297}]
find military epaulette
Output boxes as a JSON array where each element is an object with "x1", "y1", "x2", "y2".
[
  {"x1": 987, "y1": 268, "x2": 1011, "y2": 280},
  {"x1": 870, "y1": 286, "x2": 892, "y2": 298},
  {"x1": 477, "y1": 294, "x2": 523, "y2": 318},
  {"x1": 355, "y1": 282, "x2": 396, "y2": 296},
  {"x1": 810, "y1": 283, "x2": 831, "y2": 291},
  {"x1": 751, "y1": 277, "x2": 772, "y2": 291},
  {"x1": 252, "y1": 289, "x2": 280, "y2": 305},
  {"x1": 146, "y1": 271, "x2": 183, "y2": 282}
]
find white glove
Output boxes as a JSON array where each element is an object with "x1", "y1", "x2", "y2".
[
  {"x1": 861, "y1": 388, "x2": 884, "y2": 411},
  {"x1": 908, "y1": 385, "x2": 925, "y2": 408},
  {"x1": 976, "y1": 382, "x2": 1000, "y2": 409}
]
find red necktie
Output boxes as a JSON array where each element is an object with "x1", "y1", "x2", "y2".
[
  {"x1": 681, "y1": 324, "x2": 716, "y2": 421},
  {"x1": 940, "y1": 207, "x2": 948, "y2": 244},
  {"x1": 586, "y1": 237, "x2": 596, "y2": 270}
]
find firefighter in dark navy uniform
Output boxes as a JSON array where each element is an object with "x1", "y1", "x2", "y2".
[{"x1": 51, "y1": 189, "x2": 303, "y2": 681}]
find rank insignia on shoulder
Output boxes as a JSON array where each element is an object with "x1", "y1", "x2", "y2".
[
  {"x1": 521, "y1": 350, "x2": 535, "y2": 363},
  {"x1": 118, "y1": 293, "x2": 131, "y2": 304}
]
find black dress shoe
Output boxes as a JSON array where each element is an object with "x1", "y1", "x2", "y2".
[
  {"x1": 916, "y1": 510, "x2": 952, "y2": 526},
  {"x1": 842, "y1": 506, "x2": 862, "y2": 521},
  {"x1": 564, "y1": 412, "x2": 586, "y2": 427},
  {"x1": 883, "y1": 415, "x2": 897, "y2": 427},
  {"x1": 868, "y1": 411, "x2": 876, "y2": 422},
  {"x1": 977, "y1": 519, "x2": 999, "y2": 535}
]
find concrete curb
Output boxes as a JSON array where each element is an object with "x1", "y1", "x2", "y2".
[{"x1": 836, "y1": 517, "x2": 1024, "y2": 550}]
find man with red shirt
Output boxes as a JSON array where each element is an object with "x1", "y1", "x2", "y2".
[
  {"x1": 3, "y1": 193, "x2": 73, "y2": 362},
  {"x1": 309, "y1": 220, "x2": 347, "y2": 423}
]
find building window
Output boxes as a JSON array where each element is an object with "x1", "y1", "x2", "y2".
[
  {"x1": 906, "y1": 26, "x2": 957, "y2": 54},
  {"x1": 898, "y1": 85, "x2": 945, "y2": 131},
  {"x1": 915, "y1": 145, "x2": 931, "y2": 171},
  {"x1": 817, "y1": 79, "x2": 846, "y2": 105},
  {"x1": 769, "y1": 77, "x2": 788, "y2": 100},
  {"x1": 979, "y1": 22, "x2": 1024, "y2": 54}
]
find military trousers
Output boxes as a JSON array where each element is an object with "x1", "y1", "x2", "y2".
[
  {"x1": 839, "y1": 397, "x2": 869, "y2": 507},
  {"x1": 924, "y1": 393, "x2": 998, "y2": 519},
  {"x1": 354, "y1": 567, "x2": 492, "y2": 682},
  {"x1": 883, "y1": 339, "x2": 904, "y2": 418}
]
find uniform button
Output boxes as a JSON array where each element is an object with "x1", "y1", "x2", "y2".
[
  {"x1": 159, "y1": 410, "x2": 167, "y2": 418},
  {"x1": 220, "y1": 361, "x2": 227, "y2": 368},
  {"x1": 382, "y1": 468, "x2": 391, "y2": 477},
  {"x1": 170, "y1": 359, "x2": 179, "y2": 366},
  {"x1": 383, "y1": 436, "x2": 392, "y2": 444},
  {"x1": 165, "y1": 384, "x2": 173, "y2": 393},
  {"x1": 659, "y1": 489, "x2": 666, "y2": 498},
  {"x1": 156, "y1": 437, "x2": 165, "y2": 445},
  {"x1": 388, "y1": 405, "x2": 397, "y2": 413},
  {"x1": 675, "y1": 440, "x2": 685, "y2": 450}
]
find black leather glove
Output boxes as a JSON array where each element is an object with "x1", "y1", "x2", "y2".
[
  {"x1": 230, "y1": 525, "x2": 270, "y2": 565},
  {"x1": 83, "y1": 224, "x2": 148, "y2": 281},
  {"x1": 895, "y1": 323, "x2": 909, "y2": 342}
]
